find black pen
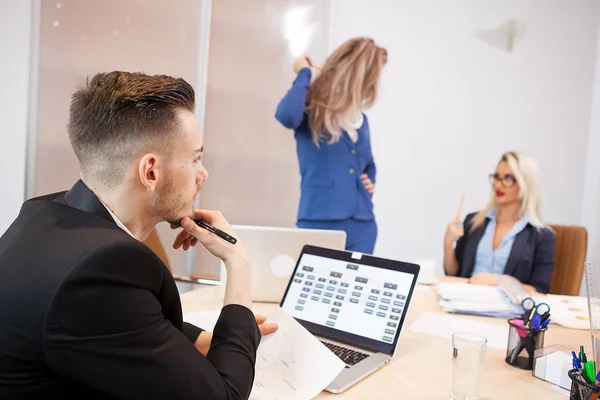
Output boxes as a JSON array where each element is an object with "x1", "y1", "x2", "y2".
[{"x1": 194, "y1": 220, "x2": 237, "y2": 245}]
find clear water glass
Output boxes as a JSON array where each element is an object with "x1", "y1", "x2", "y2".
[{"x1": 450, "y1": 332, "x2": 487, "y2": 400}]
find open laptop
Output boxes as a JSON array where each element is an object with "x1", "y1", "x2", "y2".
[
  {"x1": 280, "y1": 245, "x2": 420, "y2": 393},
  {"x1": 220, "y1": 225, "x2": 346, "y2": 302}
]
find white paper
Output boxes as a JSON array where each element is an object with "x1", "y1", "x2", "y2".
[
  {"x1": 544, "y1": 351, "x2": 572, "y2": 387},
  {"x1": 183, "y1": 308, "x2": 346, "y2": 398},
  {"x1": 249, "y1": 307, "x2": 346, "y2": 400},
  {"x1": 543, "y1": 295, "x2": 590, "y2": 330},
  {"x1": 439, "y1": 299, "x2": 520, "y2": 318},
  {"x1": 183, "y1": 310, "x2": 221, "y2": 332},
  {"x1": 436, "y1": 282, "x2": 508, "y2": 304},
  {"x1": 534, "y1": 350, "x2": 572, "y2": 390},
  {"x1": 408, "y1": 312, "x2": 509, "y2": 350}
]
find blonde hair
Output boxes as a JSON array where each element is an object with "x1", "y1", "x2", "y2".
[
  {"x1": 471, "y1": 151, "x2": 545, "y2": 231},
  {"x1": 306, "y1": 37, "x2": 387, "y2": 145}
]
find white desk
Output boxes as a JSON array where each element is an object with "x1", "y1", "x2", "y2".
[{"x1": 181, "y1": 279, "x2": 582, "y2": 399}]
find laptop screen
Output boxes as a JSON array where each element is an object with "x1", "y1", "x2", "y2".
[{"x1": 280, "y1": 246, "x2": 419, "y2": 355}]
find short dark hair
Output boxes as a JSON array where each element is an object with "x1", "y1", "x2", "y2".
[{"x1": 68, "y1": 71, "x2": 195, "y2": 188}]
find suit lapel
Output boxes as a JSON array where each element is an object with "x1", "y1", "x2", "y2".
[
  {"x1": 60, "y1": 180, "x2": 114, "y2": 223},
  {"x1": 463, "y1": 219, "x2": 488, "y2": 277},
  {"x1": 339, "y1": 131, "x2": 354, "y2": 148},
  {"x1": 335, "y1": 114, "x2": 366, "y2": 149},
  {"x1": 504, "y1": 228, "x2": 529, "y2": 276}
]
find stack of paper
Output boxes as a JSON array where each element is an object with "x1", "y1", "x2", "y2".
[
  {"x1": 437, "y1": 282, "x2": 522, "y2": 319},
  {"x1": 437, "y1": 282, "x2": 509, "y2": 303},
  {"x1": 533, "y1": 350, "x2": 572, "y2": 390}
]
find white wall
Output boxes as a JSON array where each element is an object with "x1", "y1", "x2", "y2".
[
  {"x1": 0, "y1": 0, "x2": 32, "y2": 235},
  {"x1": 581, "y1": 21, "x2": 600, "y2": 292},
  {"x1": 3, "y1": 1, "x2": 600, "y2": 286},
  {"x1": 29, "y1": 0, "x2": 205, "y2": 276},
  {"x1": 195, "y1": 0, "x2": 331, "y2": 278},
  {"x1": 329, "y1": 0, "x2": 600, "y2": 273}
]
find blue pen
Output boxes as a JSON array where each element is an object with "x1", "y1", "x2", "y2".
[
  {"x1": 596, "y1": 371, "x2": 600, "y2": 385},
  {"x1": 573, "y1": 351, "x2": 583, "y2": 370},
  {"x1": 541, "y1": 318, "x2": 551, "y2": 329},
  {"x1": 531, "y1": 314, "x2": 542, "y2": 330}
]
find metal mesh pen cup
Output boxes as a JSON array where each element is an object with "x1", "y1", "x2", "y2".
[
  {"x1": 569, "y1": 369, "x2": 600, "y2": 400},
  {"x1": 505, "y1": 318, "x2": 546, "y2": 370}
]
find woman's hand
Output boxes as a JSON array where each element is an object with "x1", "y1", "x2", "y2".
[
  {"x1": 293, "y1": 56, "x2": 312, "y2": 74},
  {"x1": 444, "y1": 220, "x2": 464, "y2": 245},
  {"x1": 361, "y1": 174, "x2": 375, "y2": 194},
  {"x1": 469, "y1": 272, "x2": 500, "y2": 286}
]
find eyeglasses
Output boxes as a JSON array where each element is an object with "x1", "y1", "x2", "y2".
[{"x1": 489, "y1": 173, "x2": 517, "y2": 188}]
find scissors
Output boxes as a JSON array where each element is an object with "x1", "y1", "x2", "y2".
[{"x1": 521, "y1": 297, "x2": 551, "y2": 328}]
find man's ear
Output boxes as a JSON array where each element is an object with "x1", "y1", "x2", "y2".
[{"x1": 138, "y1": 154, "x2": 160, "y2": 192}]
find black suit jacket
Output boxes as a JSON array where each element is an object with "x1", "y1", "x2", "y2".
[
  {"x1": 453, "y1": 212, "x2": 555, "y2": 294},
  {"x1": 0, "y1": 180, "x2": 260, "y2": 399}
]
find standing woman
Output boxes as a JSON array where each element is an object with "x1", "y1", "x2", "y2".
[{"x1": 275, "y1": 37, "x2": 387, "y2": 254}]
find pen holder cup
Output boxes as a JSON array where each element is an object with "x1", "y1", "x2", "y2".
[
  {"x1": 505, "y1": 318, "x2": 546, "y2": 370},
  {"x1": 569, "y1": 369, "x2": 600, "y2": 400}
]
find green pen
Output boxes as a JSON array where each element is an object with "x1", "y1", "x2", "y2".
[
  {"x1": 580, "y1": 345, "x2": 588, "y2": 364},
  {"x1": 585, "y1": 361, "x2": 596, "y2": 384}
]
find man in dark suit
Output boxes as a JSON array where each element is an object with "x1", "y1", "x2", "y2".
[{"x1": 0, "y1": 71, "x2": 277, "y2": 399}]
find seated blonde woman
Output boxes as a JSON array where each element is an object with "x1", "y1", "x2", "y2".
[{"x1": 443, "y1": 151, "x2": 555, "y2": 293}]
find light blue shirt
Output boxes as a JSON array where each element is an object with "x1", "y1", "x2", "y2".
[{"x1": 472, "y1": 208, "x2": 530, "y2": 275}]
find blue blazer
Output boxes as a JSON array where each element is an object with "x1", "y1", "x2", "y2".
[
  {"x1": 454, "y1": 212, "x2": 556, "y2": 293},
  {"x1": 275, "y1": 68, "x2": 377, "y2": 222}
]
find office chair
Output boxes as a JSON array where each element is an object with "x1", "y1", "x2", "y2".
[{"x1": 549, "y1": 224, "x2": 587, "y2": 296}]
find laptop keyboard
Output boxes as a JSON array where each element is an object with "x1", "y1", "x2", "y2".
[{"x1": 321, "y1": 341, "x2": 370, "y2": 367}]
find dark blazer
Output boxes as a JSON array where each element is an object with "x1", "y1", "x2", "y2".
[
  {"x1": 453, "y1": 212, "x2": 556, "y2": 294},
  {"x1": 275, "y1": 68, "x2": 377, "y2": 222},
  {"x1": 0, "y1": 180, "x2": 260, "y2": 399}
]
